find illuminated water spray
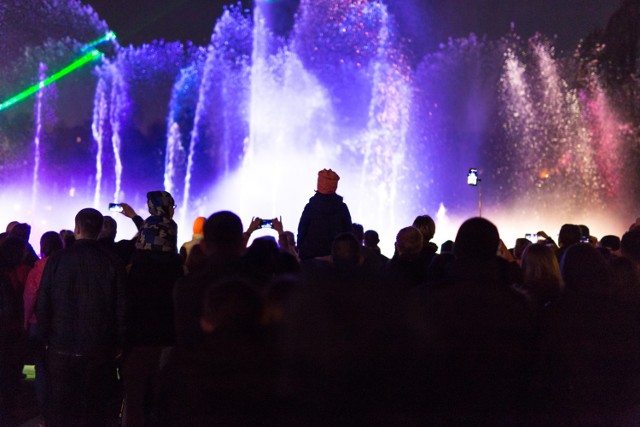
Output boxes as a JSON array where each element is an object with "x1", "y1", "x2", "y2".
[
  {"x1": 501, "y1": 49, "x2": 538, "y2": 181},
  {"x1": 185, "y1": 5, "x2": 251, "y2": 216},
  {"x1": 91, "y1": 58, "x2": 129, "y2": 207},
  {"x1": 32, "y1": 63, "x2": 47, "y2": 206},
  {"x1": 165, "y1": 64, "x2": 199, "y2": 204},
  {"x1": 182, "y1": 46, "x2": 215, "y2": 215},
  {"x1": 92, "y1": 75, "x2": 109, "y2": 207},
  {"x1": 359, "y1": 3, "x2": 410, "y2": 228},
  {"x1": 500, "y1": 42, "x2": 626, "y2": 211},
  {"x1": 109, "y1": 63, "x2": 126, "y2": 202},
  {"x1": 583, "y1": 74, "x2": 624, "y2": 200},
  {"x1": 241, "y1": 4, "x2": 336, "y2": 217},
  {"x1": 4, "y1": 2, "x2": 636, "y2": 252}
]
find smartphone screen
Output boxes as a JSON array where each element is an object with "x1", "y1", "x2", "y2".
[
  {"x1": 259, "y1": 219, "x2": 273, "y2": 229},
  {"x1": 109, "y1": 203, "x2": 123, "y2": 213}
]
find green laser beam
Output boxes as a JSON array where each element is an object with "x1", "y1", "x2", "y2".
[
  {"x1": 0, "y1": 49, "x2": 101, "y2": 112},
  {"x1": 82, "y1": 31, "x2": 117, "y2": 52}
]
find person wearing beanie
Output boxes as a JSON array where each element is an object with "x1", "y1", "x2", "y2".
[
  {"x1": 297, "y1": 169, "x2": 352, "y2": 260},
  {"x1": 180, "y1": 216, "x2": 206, "y2": 264}
]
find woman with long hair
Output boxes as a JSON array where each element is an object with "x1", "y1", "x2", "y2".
[{"x1": 519, "y1": 243, "x2": 563, "y2": 308}]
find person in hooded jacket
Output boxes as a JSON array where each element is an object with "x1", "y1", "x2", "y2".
[
  {"x1": 121, "y1": 191, "x2": 183, "y2": 426},
  {"x1": 297, "y1": 169, "x2": 352, "y2": 260}
]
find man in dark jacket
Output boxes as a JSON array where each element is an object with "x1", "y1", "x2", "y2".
[
  {"x1": 37, "y1": 208, "x2": 127, "y2": 426},
  {"x1": 297, "y1": 169, "x2": 352, "y2": 260}
]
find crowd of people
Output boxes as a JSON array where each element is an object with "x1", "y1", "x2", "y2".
[{"x1": 1, "y1": 168, "x2": 640, "y2": 425}]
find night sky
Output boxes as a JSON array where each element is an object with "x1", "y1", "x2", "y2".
[{"x1": 84, "y1": 0, "x2": 622, "y2": 54}]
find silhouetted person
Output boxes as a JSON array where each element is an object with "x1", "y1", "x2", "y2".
[
  {"x1": 599, "y1": 234, "x2": 621, "y2": 256},
  {"x1": 364, "y1": 230, "x2": 384, "y2": 256},
  {"x1": 37, "y1": 208, "x2": 126, "y2": 426},
  {"x1": 609, "y1": 255, "x2": 640, "y2": 325},
  {"x1": 103, "y1": 202, "x2": 148, "y2": 265},
  {"x1": 351, "y1": 223, "x2": 364, "y2": 245},
  {"x1": 517, "y1": 243, "x2": 563, "y2": 309},
  {"x1": 363, "y1": 229, "x2": 389, "y2": 269},
  {"x1": 417, "y1": 217, "x2": 533, "y2": 423},
  {"x1": 159, "y1": 279, "x2": 275, "y2": 425},
  {"x1": 297, "y1": 169, "x2": 352, "y2": 260},
  {"x1": 302, "y1": 232, "x2": 383, "y2": 289},
  {"x1": 24, "y1": 232, "x2": 64, "y2": 330},
  {"x1": 173, "y1": 211, "x2": 249, "y2": 347},
  {"x1": 23, "y1": 231, "x2": 64, "y2": 411},
  {"x1": 8, "y1": 222, "x2": 38, "y2": 267},
  {"x1": 247, "y1": 232, "x2": 301, "y2": 280},
  {"x1": 386, "y1": 226, "x2": 429, "y2": 288},
  {"x1": 344, "y1": 223, "x2": 380, "y2": 272},
  {"x1": 5, "y1": 221, "x2": 19, "y2": 234},
  {"x1": 180, "y1": 216, "x2": 206, "y2": 263},
  {"x1": 184, "y1": 242, "x2": 207, "y2": 275},
  {"x1": 0, "y1": 231, "x2": 35, "y2": 302},
  {"x1": 621, "y1": 228, "x2": 640, "y2": 269},
  {"x1": 555, "y1": 223, "x2": 582, "y2": 263},
  {"x1": 578, "y1": 223, "x2": 591, "y2": 242},
  {"x1": 243, "y1": 236, "x2": 281, "y2": 284},
  {"x1": 280, "y1": 243, "x2": 413, "y2": 424},
  {"x1": 532, "y1": 243, "x2": 640, "y2": 424},
  {"x1": 512, "y1": 237, "x2": 532, "y2": 264},
  {"x1": 440, "y1": 240, "x2": 454, "y2": 253},
  {"x1": 0, "y1": 238, "x2": 29, "y2": 426},
  {"x1": 333, "y1": 231, "x2": 361, "y2": 265},
  {"x1": 59, "y1": 229, "x2": 75, "y2": 248},
  {"x1": 8, "y1": 222, "x2": 30, "y2": 242},
  {"x1": 97, "y1": 215, "x2": 118, "y2": 251},
  {"x1": 412, "y1": 214, "x2": 438, "y2": 266}
]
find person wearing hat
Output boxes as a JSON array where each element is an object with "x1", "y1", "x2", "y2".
[
  {"x1": 180, "y1": 216, "x2": 206, "y2": 263},
  {"x1": 297, "y1": 169, "x2": 352, "y2": 260}
]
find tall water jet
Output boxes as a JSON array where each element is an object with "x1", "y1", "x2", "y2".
[
  {"x1": 109, "y1": 61, "x2": 127, "y2": 202},
  {"x1": 92, "y1": 74, "x2": 109, "y2": 207},
  {"x1": 164, "y1": 65, "x2": 200, "y2": 199},
  {"x1": 238, "y1": 3, "x2": 336, "y2": 218},
  {"x1": 30, "y1": 61, "x2": 59, "y2": 208},
  {"x1": 32, "y1": 63, "x2": 46, "y2": 206},
  {"x1": 358, "y1": 3, "x2": 411, "y2": 228},
  {"x1": 164, "y1": 121, "x2": 183, "y2": 197},
  {"x1": 582, "y1": 73, "x2": 624, "y2": 201},
  {"x1": 91, "y1": 53, "x2": 132, "y2": 207},
  {"x1": 183, "y1": 5, "x2": 252, "y2": 216},
  {"x1": 500, "y1": 48, "x2": 541, "y2": 196}
]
